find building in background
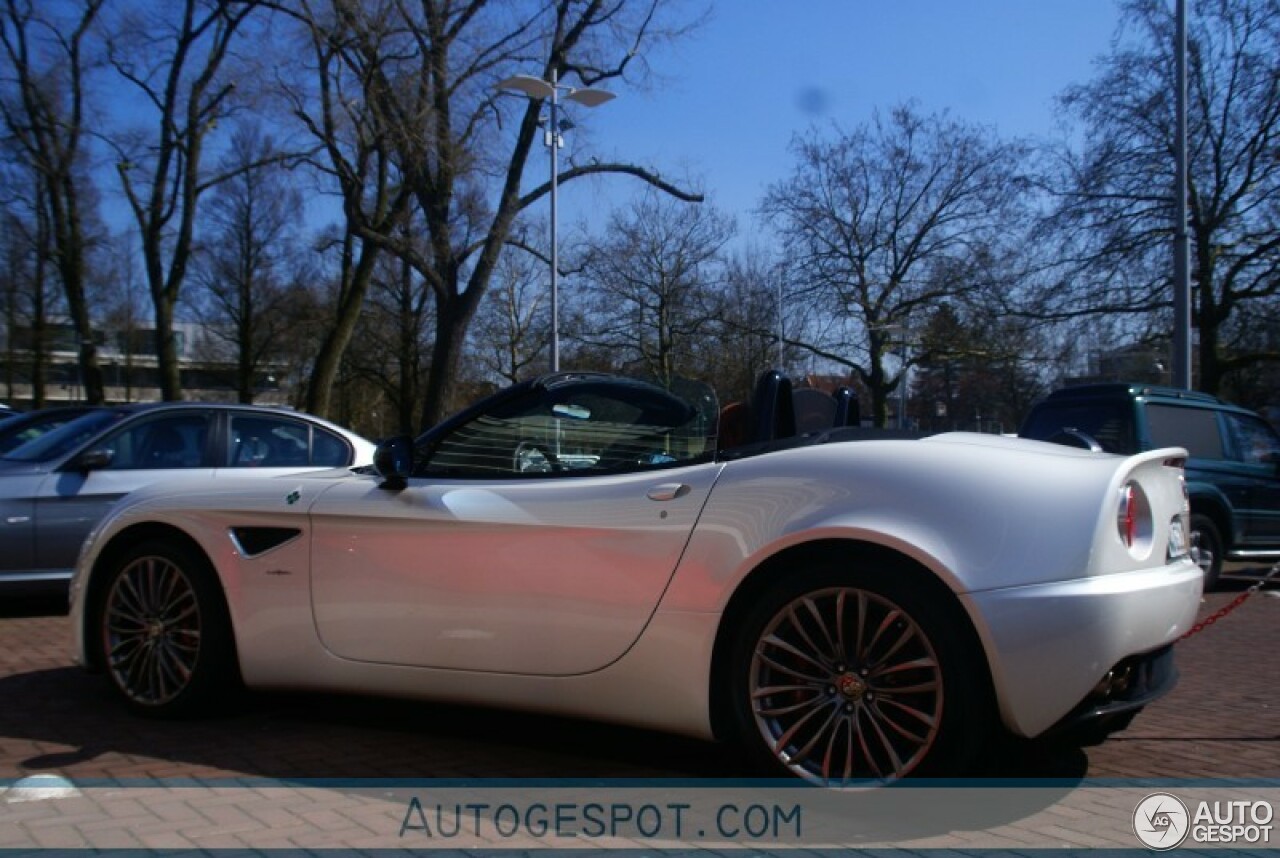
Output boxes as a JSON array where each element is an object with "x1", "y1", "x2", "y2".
[{"x1": 0, "y1": 319, "x2": 286, "y2": 408}]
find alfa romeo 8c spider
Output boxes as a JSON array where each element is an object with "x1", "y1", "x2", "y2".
[{"x1": 71, "y1": 371, "x2": 1203, "y2": 784}]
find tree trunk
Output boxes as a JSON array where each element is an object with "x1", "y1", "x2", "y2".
[
  {"x1": 51, "y1": 174, "x2": 104, "y2": 404},
  {"x1": 150, "y1": 290, "x2": 181, "y2": 401},
  {"x1": 306, "y1": 237, "x2": 380, "y2": 419},
  {"x1": 419, "y1": 299, "x2": 478, "y2": 431},
  {"x1": 237, "y1": 267, "x2": 253, "y2": 403}
]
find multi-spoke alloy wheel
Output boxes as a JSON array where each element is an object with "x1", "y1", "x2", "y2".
[
  {"x1": 104, "y1": 554, "x2": 202, "y2": 706},
  {"x1": 96, "y1": 539, "x2": 235, "y2": 716},
  {"x1": 731, "y1": 563, "x2": 986, "y2": 785},
  {"x1": 749, "y1": 587, "x2": 943, "y2": 783}
]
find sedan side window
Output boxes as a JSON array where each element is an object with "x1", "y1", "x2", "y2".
[
  {"x1": 227, "y1": 415, "x2": 352, "y2": 467},
  {"x1": 99, "y1": 415, "x2": 210, "y2": 470}
]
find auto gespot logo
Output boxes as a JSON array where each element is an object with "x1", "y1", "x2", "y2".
[{"x1": 1134, "y1": 792, "x2": 1274, "y2": 850}]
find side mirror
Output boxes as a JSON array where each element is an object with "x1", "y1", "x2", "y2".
[
  {"x1": 76, "y1": 448, "x2": 114, "y2": 471},
  {"x1": 374, "y1": 436, "x2": 413, "y2": 490}
]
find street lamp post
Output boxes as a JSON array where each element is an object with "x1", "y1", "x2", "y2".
[
  {"x1": 497, "y1": 71, "x2": 615, "y2": 373},
  {"x1": 1173, "y1": 0, "x2": 1192, "y2": 390}
]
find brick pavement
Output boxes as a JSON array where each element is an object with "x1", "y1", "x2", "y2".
[{"x1": 0, "y1": 581, "x2": 1276, "y2": 850}]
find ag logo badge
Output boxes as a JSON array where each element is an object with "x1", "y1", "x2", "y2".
[{"x1": 1133, "y1": 792, "x2": 1190, "y2": 850}]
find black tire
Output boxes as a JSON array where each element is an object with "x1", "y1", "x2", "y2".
[
  {"x1": 1190, "y1": 513, "x2": 1223, "y2": 591},
  {"x1": 96, "y1": 538, "x2": 238, "y2": 717},
  {"x1": 727, "y1": 561, "x2": 990, "y2": 784}
]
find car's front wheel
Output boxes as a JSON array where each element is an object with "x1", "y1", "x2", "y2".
[
  {"x1": 728, "y1": 563, "x2": 988, "y2": 784},
  {"x1": 97, "y1": 538, "x2": 237, "y2": 716}
]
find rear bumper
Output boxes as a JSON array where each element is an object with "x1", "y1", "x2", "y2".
[
  {"x1": 1042, "y1": 645, "x2": 1177, "y2": 742},
  {"x1": 961, "y1": 560, "x2": 1202, "y2": 738}
]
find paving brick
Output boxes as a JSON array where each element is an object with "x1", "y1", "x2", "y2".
[{"x1": 2, "y1": 583, "x2": 1277, "y2": 851}]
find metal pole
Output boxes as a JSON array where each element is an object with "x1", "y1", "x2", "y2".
[
  {"x1": 1173, "y1": 0, "x2": 1192, "y2": 389},
  {"x1": 549, "y1": 69, "x2": 560, "y2": 373}
]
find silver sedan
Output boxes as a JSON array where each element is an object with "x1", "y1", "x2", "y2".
[{"x1": 2, "y1": 402, "x2": 374, "y2": 594}]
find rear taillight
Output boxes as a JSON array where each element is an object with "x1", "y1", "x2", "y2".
[
  {"x1": 1118, "y1": 483, "x2": 1137, "y2": 547},
  {"x1": 1117, "y1": 480, "x2": 1153, "y2": 552}
]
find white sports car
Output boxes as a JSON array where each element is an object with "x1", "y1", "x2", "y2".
[{"x1": 70, "y1": 371, "x2": 1203, "y2": 784}]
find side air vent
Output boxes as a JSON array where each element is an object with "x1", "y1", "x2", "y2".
[{"x1": 230, "y1": 527, "x2": 302, "y2": 558}]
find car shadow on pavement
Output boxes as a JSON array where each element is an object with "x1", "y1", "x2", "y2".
[
  {"x1": 0, "y1": 594, "x2": 68, "y2": 619},
  {"x1": 1, "y1": 664, "x2": 1085, "y2": 783},
  {"x1": 0, "y1": 664, "x2": 1095, "y2": 845}
]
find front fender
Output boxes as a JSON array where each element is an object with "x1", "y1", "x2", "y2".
[{"x1": 69, "y1": 474, "x2": 350, "y2": 670}]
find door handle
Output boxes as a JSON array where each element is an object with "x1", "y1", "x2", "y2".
[{"x1": 646, "y1": 483, "x2": 691, "y2": 502}]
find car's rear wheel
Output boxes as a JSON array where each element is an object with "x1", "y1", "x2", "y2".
[
  {"x1": 729, "y1": 563, "x2": 987, "y2": 784},
  {"x1": 98, "y1": 539, "x2": 236, "y2": 716},
  {"x1": 1189, "y1": 513, "x2": 1223, "y2": 591}
]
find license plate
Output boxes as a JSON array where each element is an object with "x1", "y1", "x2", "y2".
[{"x1": 1168, "y1": 518, "x2": 1188, "y2": 560}]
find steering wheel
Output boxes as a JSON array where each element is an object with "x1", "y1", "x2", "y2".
[{"x1": 513, "y1": 441, "x2": 562, "y2": 473}]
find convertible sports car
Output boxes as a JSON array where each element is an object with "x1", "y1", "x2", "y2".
[{"x1": 70, "y1": 371, "x2": 1203, "y2": 784}]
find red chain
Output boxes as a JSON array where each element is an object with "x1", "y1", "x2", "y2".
[{"x1": 1179, "y1": 562, "x2": 1279, "y2": 641}]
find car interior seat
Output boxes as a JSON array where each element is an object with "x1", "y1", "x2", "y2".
[
  {"x1": 143, "y1": 425, "x2": 188, "y2": 468},
  {"x1": 832, "y1": 387, "x2": 860, "y2": 427},
  {"x1": 720, "y1": 372, "x2": 863, "y2": 455},
  {"x1": 751, "y1": 369, "x2": 797, "y2": 443}
]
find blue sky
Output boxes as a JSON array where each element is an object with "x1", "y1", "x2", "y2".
[{"x1": 556, "y1": 1, "x2": 1123, "y2": 233}]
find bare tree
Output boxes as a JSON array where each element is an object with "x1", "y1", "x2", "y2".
[
  {"x1": 190, "y1": 122, "x2": 303, "y2": 402},
  {"x1": 575, "y1": 190, "x2": 733, "y2": 387},
  {"x1": 911, "y1": 302, "x2": 1048, "y2": 434},
  {"x1": 709, "y1": 247, "x2": 792, "y2": 403},
  {"x1": 1036, "y1": 0, "x2": 1280, "y2": 393},
  {"x1": 470, "y1": 238, "x2": 549, "y2": 385},
  {"x1": 341, "y1": 230, "x2": 435, "y2": 435},
  {"x1": 95, "y1": 229, "x2": 149, "y2": 402},
  {"x1": 0, "y1": 146, "x2": 62, "y2": 405},
  {"x1": 284, "y1": 0, "x2": 704, "y2": 429},
  {"x1": 762, "y1": 104, "x2": 1029, "y2": 426},
  {"x1": 279, "y1": 0, "x2": 412, "y2": 420},
  {"x1": 107, "y1": 0, "x2": 271, "y2": 400},
  {"x1": 0, "y1": 0, "x2": 105, "y2": 403}
]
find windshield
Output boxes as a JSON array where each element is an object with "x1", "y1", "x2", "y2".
[
  {"x1": 416, "y1": 374, "x2": 719, "y2": 478},
  {"x1": 1020, "y1": 401, "x2": 1137, "y2": 455},
  {"x1": 2, "y1": 410, "x2": 126, "y2": 463}
]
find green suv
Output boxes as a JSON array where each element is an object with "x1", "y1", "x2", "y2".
[{"x1": 1019, "y1": 383, "x2": 1280, "y2": 589}]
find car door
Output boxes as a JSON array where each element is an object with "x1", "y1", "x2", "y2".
[
  {"x1": 309, "y1": 376, "x2": 723, "y2": 676},
  {"x1": 1221, "y1": 411, "x2": 1280, "y2": 546},
  {"x1": 1145, "y1": 401, "x2": 1251, "y2": 518},
  {"x1": 0, "y1": 467, "x2": 46, "y2": 577},
  {"x1": 34, "y1": 410, "x2": 216, "y2": 574}
]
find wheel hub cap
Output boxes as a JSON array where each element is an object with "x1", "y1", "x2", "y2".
[{"x1": 836, "y1": 672, "x2": 866, "y2": 700}]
